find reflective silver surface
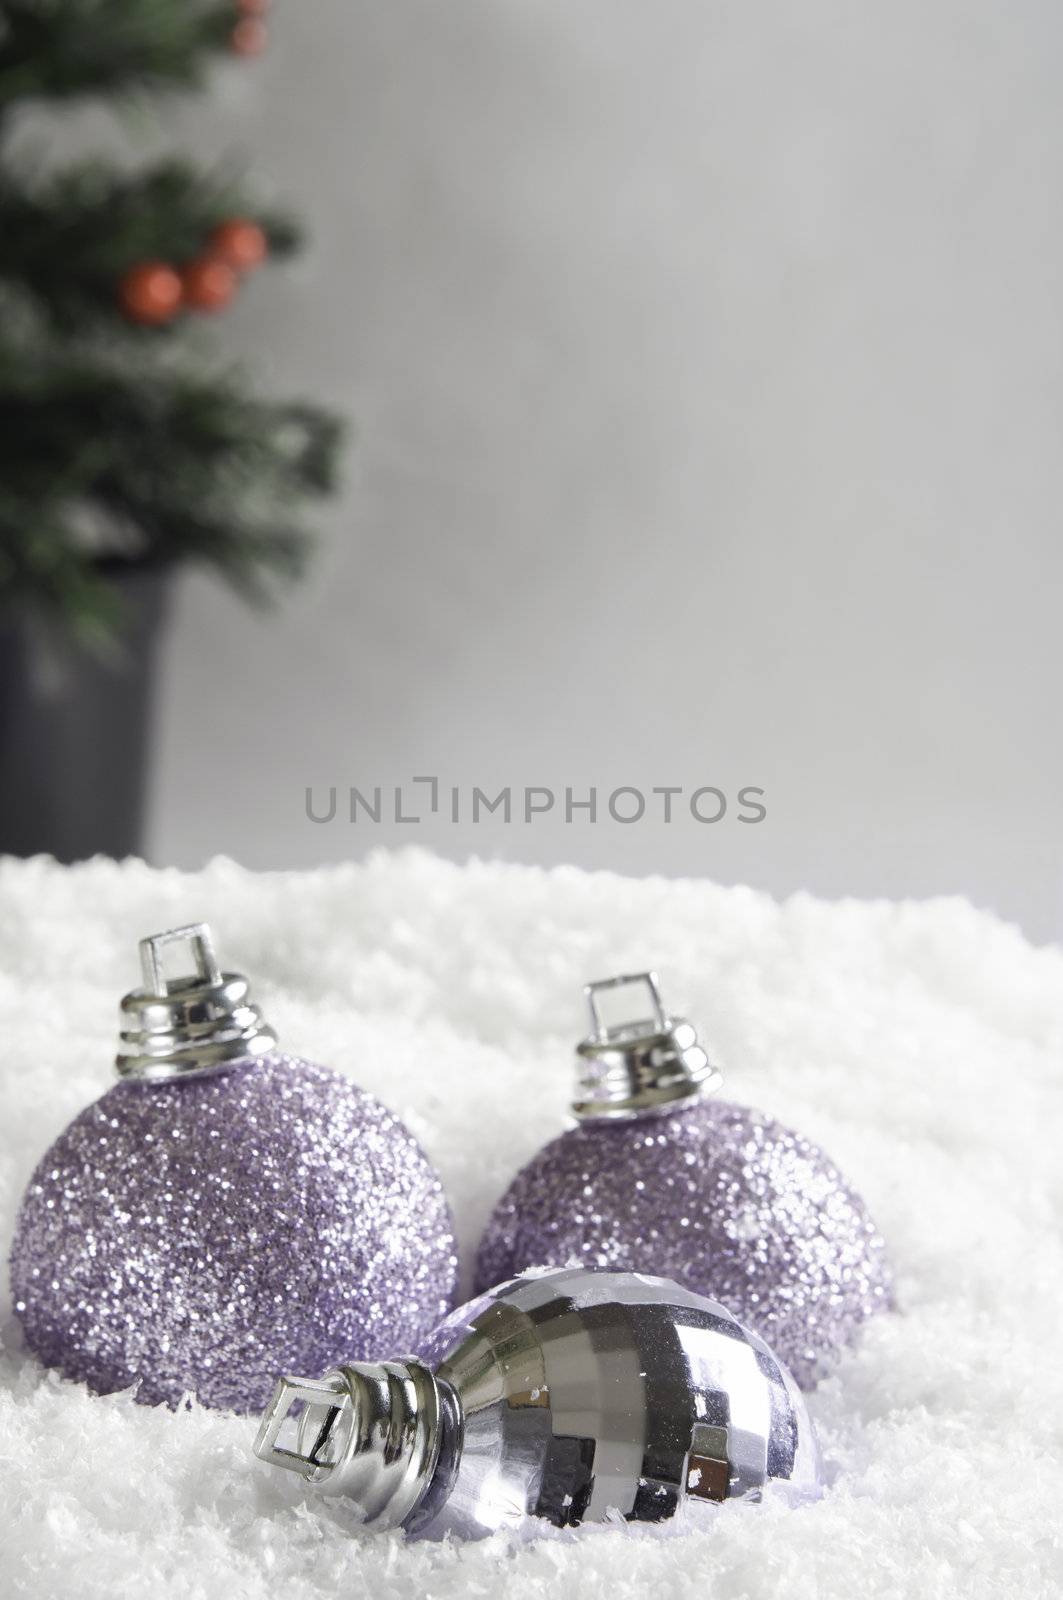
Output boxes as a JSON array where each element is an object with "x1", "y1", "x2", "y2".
[
  {"x1": 572, "y1": 973, "x2": 723, "y2": 1120},
  {"x1": 254, "y1": 1266, "x2": 821, "y2": 1540},
  {"x1": 115, "y1": 923, "x2": 277, "y2": 1082}
]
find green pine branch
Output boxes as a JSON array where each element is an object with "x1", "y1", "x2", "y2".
[
  {"x1": 0, "y1": 0, "x2": 348, "y2": 643},
  {"x1": 0, "y1": 0, "x2": 235, "y2": 107},
  {"x1": 0, "y1": 342, "x2": 344, "y2": 642}
]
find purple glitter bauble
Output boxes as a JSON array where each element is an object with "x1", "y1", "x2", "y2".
[
  {"x1": 10, "y1": 1054, "x2": 458, "y2": 1411},
  {"x1": 475, "y1": 1100, "x2": 891, "y2": 1388}
]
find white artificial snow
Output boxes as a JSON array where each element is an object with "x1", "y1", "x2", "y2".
[{"x1": 1, "y1": 849, "x2": 1060, "y2": 1600}]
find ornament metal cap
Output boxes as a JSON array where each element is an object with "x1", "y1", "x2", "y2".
[
  {"x1": 571, "y1": 971, "x2": 722, "y2": 1121},
  {"x1": 115, "y1": 923, "x2": 278, "y2": 1083},
  {"x1": 254, "y1": 1359, "x2": 444, "y2": 1531}
]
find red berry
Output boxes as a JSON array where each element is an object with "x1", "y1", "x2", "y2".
[
  {"x1": 210, "y1": 219, "x2": 268, "y2": 273},
  {"x1": 231, "y1": 17, "x2": 267, "y2": 55},
  {"x1": 181, "y1": 256, "x2": 237, "y2": 313},
  {"x1": 118, "y1": 261, "x2": 183, "y2": 325}
]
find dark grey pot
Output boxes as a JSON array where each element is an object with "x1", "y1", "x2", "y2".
[{"x1": 0, "y1": 562, "x2": 171, "y2": 862}]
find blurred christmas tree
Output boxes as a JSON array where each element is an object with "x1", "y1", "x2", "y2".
[{"x1": 0, "y1": 0, "x2": 343, "y2": 643}]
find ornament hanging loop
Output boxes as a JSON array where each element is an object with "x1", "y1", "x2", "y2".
[
  {"x1": 585, "y1": 971, "x2": 670, "y2": 1042},
  {"x1": 572, "y1": 972, "x2": 722, "y2": 1122},
  {"x1": 116, "y1": 921, "x2": 277, "y2": 1083},
  {"x1": 139, "y1": 923, "x2": 221, "y2": 995}
]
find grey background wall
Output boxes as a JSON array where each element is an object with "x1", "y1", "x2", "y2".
[{"x1": 129, "y1": 1, "x2": 1060, "y2": 941}]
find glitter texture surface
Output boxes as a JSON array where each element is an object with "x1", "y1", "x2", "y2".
[
  {"x1": 475, "y1": 1100, "x2": 892, "y2": 1387},
  {"x1": 10, "y1": 1054, "x2": 459, "y2": 1411}
]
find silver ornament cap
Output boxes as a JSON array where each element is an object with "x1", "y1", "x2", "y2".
[
  {"x1": 572, "y1": 971, "x2": 722, "y2": 1120},
  {"x1": 115, "y1": 922, "x2": 277, "y2": 1083},
  {"x1": 254, "y1": 1359, "x2": 444, "y2": 1531}
]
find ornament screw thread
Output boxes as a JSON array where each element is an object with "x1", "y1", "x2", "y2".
[{"x1": 253, "y1": 1359, "x2": 446, "y2": 1530}]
